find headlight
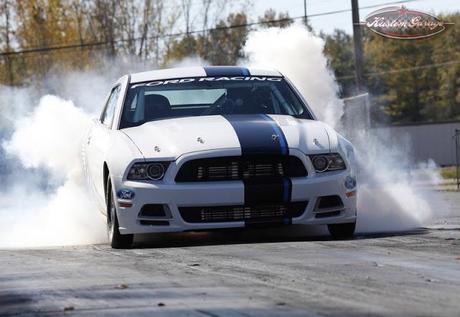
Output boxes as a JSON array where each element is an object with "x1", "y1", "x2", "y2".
[
  {"x1": 147, "y1": 163, "x2": 165, "y2": 180},
  {"x1": 311, "y1": 156, "x2": 329, "y2": 172},
  {"x1": 309, "y1": 153, "x2": 345, "y2": 173},
  {"x1": 127, "y1": 162, "x2": 169, "y2": 180}
]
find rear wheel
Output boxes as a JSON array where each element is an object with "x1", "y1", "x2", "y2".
[
  {"x1": 327, "y1": 222, "x2": 356, "y2": 239},
  {"x1": 107, "y1": 178, "x2": 133, "y2": 249}
]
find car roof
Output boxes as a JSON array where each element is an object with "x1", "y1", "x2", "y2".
[{"x1": 129, "y1": 66, "x2": 283, "y2": 84}]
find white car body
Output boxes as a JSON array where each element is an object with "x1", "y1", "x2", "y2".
[{"x1": 82, "y1": 66, "x2": 357, "y2": 243}]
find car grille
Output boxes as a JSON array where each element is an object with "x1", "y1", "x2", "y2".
[
  {"x1": 175, "y1": 155, "x2": 307, "y2": 182},
  {"x1": 179, "y1": 202, "x2": 308, "y2": 223}
]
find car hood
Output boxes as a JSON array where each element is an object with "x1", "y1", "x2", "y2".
[{"x1": 121, "y1": 115, "x2": 337, "y2": 159}]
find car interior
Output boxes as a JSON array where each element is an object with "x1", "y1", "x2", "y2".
[{"x1": 120, "y1": 81, "x2": 309, "y2": 129}]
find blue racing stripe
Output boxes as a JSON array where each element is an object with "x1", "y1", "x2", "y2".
[
  {"x1": 204, "y1": 66, "x2": 250, "y2": 77},
  {"x1": 224, "y1": 114, "x2": 281, "y2": 155},
  {"x1": 241, "y1": 67, "x2": 250, "y2": 76},
  {"x1": 258, "y1": 114, "x2": 292, "y2": 205},
  {"x1": 282, "y1": 178, "x2": 292, "y2": 203},
  {"x1": 260, "y1": 114, "x2": 289, "y2": 156},
  {"x1": 223, "y1": 114, "x2": 293, "y2": 207}
]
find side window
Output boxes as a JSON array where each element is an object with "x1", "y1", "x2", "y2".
[{"x1": 101, "y1": 86, "x2": 121, "y2": 127}]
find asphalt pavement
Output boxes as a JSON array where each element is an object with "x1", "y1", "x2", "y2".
[{"x1": 1, "y1": 191, "x2": 459, "y2": 317}]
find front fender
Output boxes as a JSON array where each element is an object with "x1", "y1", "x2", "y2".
[{"x1": 105, "y1": 131, "x2": 144, "y2": 183}]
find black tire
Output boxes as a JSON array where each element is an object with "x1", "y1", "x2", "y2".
[
  {"x1": 107, "y1": 178, "x2": 134, "y2": 249},
  {"x1": 327, "y1": 222, "x2": 356, "y2": 239}
]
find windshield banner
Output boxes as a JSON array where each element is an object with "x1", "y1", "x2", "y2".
[{"x1": 131, "y1": 77, "x2": 283, "y2": 89}]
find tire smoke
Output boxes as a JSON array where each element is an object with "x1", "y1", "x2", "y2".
[
  {"x1": 0, "y1": 58, "x2": 150, "y2": 248},
  {"x1": 243, "y1": 25, "x2": 443, "y2": 233},
  {"x1": 243, "y1": 26, "x2": 343, "y2": 127},
  {"x1": 0, "y1": 94, "x2": 106, "y2": 248}
]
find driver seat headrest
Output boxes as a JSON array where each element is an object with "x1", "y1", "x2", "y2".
[{"x1": 144, "y1": 94, "x2": 171, "y2": 120}]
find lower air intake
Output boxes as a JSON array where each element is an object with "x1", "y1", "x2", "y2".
[
  {"x1": 313, "y1": 195, "x2": 344, "y2": 218},
  {"x1": 179, "y1": 202, "x2": 308, "y2": 223},
  {"x1": 315, "y1": 195, "x2": 344, "y2": 210},
  {"x1": 139, "y1": 204, "x2": 166, "y2": 218}
]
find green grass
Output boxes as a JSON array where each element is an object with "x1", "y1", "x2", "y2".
[{"x1": 440, "y1": 166, "x2": 458, "y2": 179}]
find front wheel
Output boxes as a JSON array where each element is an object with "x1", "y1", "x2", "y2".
[
  {"x1": 107, "y1": 178, "x2": 133, "y2": 249},
  {"x1": 327, "y1": 222, "x2": 356, "y2": 239}
]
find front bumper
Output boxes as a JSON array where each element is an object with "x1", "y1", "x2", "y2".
[{"x1": 113, "y1": 158, "x2": 357, "y2": 234}]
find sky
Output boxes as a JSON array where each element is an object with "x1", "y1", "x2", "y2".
[{"x1": 251, "y1": 0, "x2": 460, "y2": 34}]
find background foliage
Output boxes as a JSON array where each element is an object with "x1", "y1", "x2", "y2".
[{"x1": 0, "y1": 0, "x2": 458, "y2": 124}]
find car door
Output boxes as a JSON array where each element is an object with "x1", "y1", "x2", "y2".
[{"x1": 86, "y1": 85, "x2": 121, "y2": 208}]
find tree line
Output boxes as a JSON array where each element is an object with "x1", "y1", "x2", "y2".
[
  {"x1": 0, "y1": 0, "x2": 458, "y2": 124},
  {"x1": 323, "y1": 13, "x2": 460, "y2": 124}
]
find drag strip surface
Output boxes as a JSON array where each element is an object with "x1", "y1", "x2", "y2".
[{"x1": 1, "y1": 192, "x2": 459, "y2": 317}]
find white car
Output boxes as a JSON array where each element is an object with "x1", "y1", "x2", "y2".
[{"x1": 82, "y1": 66, "x2": 358, "y2": 248}]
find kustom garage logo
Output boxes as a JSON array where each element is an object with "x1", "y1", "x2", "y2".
[{"x1": 361, "y1": 6, "x2": 453, "y2": 39}]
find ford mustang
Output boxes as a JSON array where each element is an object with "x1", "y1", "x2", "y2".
[{"x1": 82, "y1": 66, "x2": 358, "y2": 248}]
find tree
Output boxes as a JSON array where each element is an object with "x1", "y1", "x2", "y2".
[
  {"x1": 15, "y1": 0, "x2": 83, "y2": 81},
  {"x1": 202, "y1": 12, "x2": 248, "y2": 65},
  {"x1": 428, "y1": 13, "x2": 460, "y2": 121},
  {"x1": 322, "y1": 14, "x2": 460, "y2": 124},
  {"x1": 0, "y1": 0, "x2": 15, "y2": 84},
  {"x1": 365, "y1": 30, "x2": 437, "y2": 123},
  {"x1": 258, "y1": 9, "x2": 293, "y2": 28},
  {"x1": 88, "y1": 0, "x2": 118, "y2": 56},
  {"x1": 323, "y1": 29, "x2": 355, "y2": 98},
  {"x1": 164, "y1": 4, "x2": 249, "y2": 66}
]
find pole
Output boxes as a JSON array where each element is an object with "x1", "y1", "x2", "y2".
[
  {"x1": 304, "y1": 0, "x2": 308, "y2": 26},
  {"x1": 351, "y1": 0, "x2": 365, "y2": 93},
  {"x1": 455, "y1": 129, "x2": 460, "y2": 190}
]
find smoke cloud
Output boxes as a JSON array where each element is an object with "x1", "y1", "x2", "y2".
[
  {"x1": 0, "y1": 94, "x2": 106, "y2": 248},
  {"x1": 243, "y1": 26, "x2": 343, "y2": 127},
  {"x1": 0, "y1": 57, "x2": 157, "y2": 248},
  {"x1": 243, "y1": 25, "x2": 443, "y2": 233}
]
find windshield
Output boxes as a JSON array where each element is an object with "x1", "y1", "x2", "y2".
[{"x1": 119, "y1": 77, "x2": 312, "y2": 129}]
